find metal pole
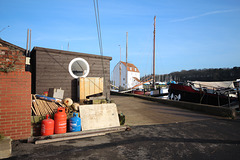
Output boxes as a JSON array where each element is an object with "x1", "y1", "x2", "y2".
[
  {"x1": 119, "y1": 45, "x2": 121, "y2": 90},
  {"x1": 153, "y1": 16, "x2": 156, "y2": 89},
  {"x1": 26, "y1": 29, "x2": 29, "y2": 56},
  {"x1": 126, "y1": 32, "x2": 128, "y2": 89},
  {"x1": 29, "y1": 29, "x2": 31, "y2": 56}
]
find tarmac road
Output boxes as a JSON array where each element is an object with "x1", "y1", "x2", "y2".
[{"x1": 8, "y1": 95, "x2": 240, "y2": 160}]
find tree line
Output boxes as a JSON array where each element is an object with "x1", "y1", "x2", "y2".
[{"x1": 141, "y1": 67, "x2": 240, "y2": 82}]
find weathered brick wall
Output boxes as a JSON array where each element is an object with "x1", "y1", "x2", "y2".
[{"x1": 0, "y1": 47, "x2": 31, "y2": 140}]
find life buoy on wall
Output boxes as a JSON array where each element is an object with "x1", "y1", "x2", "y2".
[{"x1": 68, "y1": 58, "x2": 90, "y2": 79}]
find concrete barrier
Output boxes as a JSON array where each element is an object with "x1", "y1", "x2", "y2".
[
  {"x1": 0, "y1": 137, "x2": 12, "y2": 159},
  {"x1": 111, "y1": 91, "x2": 236, "y2": 119},
  {"x1": 79, "y1": 103, "x2": 120, "y2": 131}
]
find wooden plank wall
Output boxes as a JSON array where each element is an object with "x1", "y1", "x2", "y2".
[
  {"x1": 32, "y1": 48, "x2": 111, "y2": 102},
  {"x1": 79, "y1": 77, "x2": 103, "y2": 103}
]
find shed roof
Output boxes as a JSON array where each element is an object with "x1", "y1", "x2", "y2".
[
  {"x1": 121, "y1": 61, "x2": 140, "y2": 73},
  {"x1": 32, "y1": 47, "x2": 112, "y2": 60}
]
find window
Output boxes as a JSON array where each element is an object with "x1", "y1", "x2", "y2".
[
  {"x1": 68, "y1": 58, "x2": 90, "y2": 79},
  {"x1": 135, "y1": 68, "x2": 137, "y2": 71},
  {"x1": 130, "y1": 67, "x2": 132, "y2": 70}
]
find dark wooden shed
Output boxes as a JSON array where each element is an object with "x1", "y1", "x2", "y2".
[{"x1": 30, "y1": 47, "x2": 112, "y2": 101}]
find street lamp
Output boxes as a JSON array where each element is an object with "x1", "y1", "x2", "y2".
[
  {"x1": 118, "y1": 45, "x2": 121, "y2": 90},
  {"x1": 0, "y1": 25, "x2": 10, "y2": 33}
]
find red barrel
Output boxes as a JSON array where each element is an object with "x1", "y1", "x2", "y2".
[
  {"x1": 54, "y1": 107, "x2": 67, "y2": 134},
  {"x1": 41, "y1": 114, "x2": 54, "y2": 136}
]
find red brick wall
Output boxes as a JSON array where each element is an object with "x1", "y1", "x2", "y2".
[{"x1": 0, "y1": 48, "x2": 31, "y2": 140}]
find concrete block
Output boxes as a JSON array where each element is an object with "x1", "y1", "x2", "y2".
[
  {"x1": 79, "y1": 103, "x2": 120, "y2": 131},
  {"x1": 0, "y1": 137, "x2": 12, "y2": 159}
]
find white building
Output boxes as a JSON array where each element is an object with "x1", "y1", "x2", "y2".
[{"x1": 112, "y1": 61, "x2": 142, "y2": 89}]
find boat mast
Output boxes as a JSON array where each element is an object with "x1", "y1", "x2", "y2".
[
  {"x1": 153, "y1": 16, "x2": 156, "y2": 89},
  {"x1": 126, "y1": 32, "x2": 128, "y2": 89}
]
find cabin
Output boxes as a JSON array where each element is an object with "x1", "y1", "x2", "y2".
[
  {"x1": 112, "y1": 61, "x2": 142, "y2": 89},
  {"x1": 30, "y1": 47, "x2": 112, "y2": 101}
]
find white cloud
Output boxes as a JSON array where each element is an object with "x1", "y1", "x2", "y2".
[{"x1": 170, "y1": 9, "x2": 238, "y2": 22}]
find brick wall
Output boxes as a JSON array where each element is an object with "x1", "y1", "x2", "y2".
[{"x1": 0, "y1": 47, "x2": 31, "y2": 140}]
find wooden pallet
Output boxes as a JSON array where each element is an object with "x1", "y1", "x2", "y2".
[{"x1": 31, "y1": 95, "x2": 60, "y2": 116}]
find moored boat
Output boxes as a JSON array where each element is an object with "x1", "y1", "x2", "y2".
[
  {"x1": 168, "y1": 81, "x2": 238, "y2": 106},
  {"x1": 132, "y1": 89, "x2": 151, "y2": 96}
]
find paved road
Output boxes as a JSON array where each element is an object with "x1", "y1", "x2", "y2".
[
  {"x1": 8, "y1": 95, "x2": 240, "y2": 160},
  {"x1": 112, "y1": 95, "x2": 218, "y2": 126}
]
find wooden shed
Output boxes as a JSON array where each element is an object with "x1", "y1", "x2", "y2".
[{"x1": 30, "y1": 47, "x2": 112, "y2": 101}]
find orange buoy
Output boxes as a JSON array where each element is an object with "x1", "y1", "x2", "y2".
[
  {"x1": 41, "y1": 114, "x2": 54, "y2": 136},
  {"x1": 54, "y1": 107, "x2": 67, "y2": 134}
]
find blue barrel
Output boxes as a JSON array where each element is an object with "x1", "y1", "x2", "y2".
[{"x1": 69, "y1": 112, "x2": 81, "y2": 132}]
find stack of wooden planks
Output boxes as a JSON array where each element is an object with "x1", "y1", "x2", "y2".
[{"x1": 31, "y1": 95, "x2": 60, "y2": 116}]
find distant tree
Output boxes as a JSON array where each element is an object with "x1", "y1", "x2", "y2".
[{"x1": 144, "y1": 66, "x2": 240, "y2": 82}]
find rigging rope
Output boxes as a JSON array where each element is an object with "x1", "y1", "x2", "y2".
[{"x1": 93, "y1": 0, "x2": 107, "y2": 99}]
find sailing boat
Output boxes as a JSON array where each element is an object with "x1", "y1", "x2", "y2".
[{"x1": 132, "y1": 16, "x2": 168, "y2": 96}]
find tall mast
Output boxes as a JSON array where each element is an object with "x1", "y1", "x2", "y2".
[
  {"x1": 126, "y1": 32, "x2": 128, "y2": 89},
  {"x1": 153, "y1": 16, "x2": 156, "y2": 88}
]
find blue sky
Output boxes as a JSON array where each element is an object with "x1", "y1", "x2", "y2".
[{"x1": 1, "y1": 0, "x2": 240, "y2": 76}]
